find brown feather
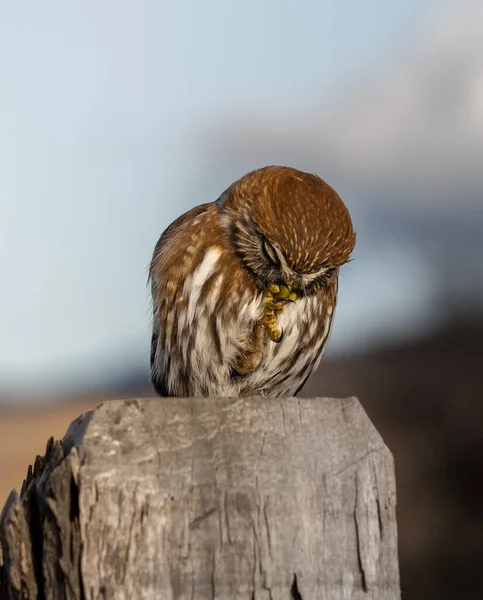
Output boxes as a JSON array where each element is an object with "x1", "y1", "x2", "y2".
[{"x1": 149, "y1": 165, "x2": 355, "y2": 397}]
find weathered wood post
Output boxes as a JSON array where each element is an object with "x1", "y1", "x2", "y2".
[{"x1": 0, "y1": 397, "x2": 400, "y2": 599}]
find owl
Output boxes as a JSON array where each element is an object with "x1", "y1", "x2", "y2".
[{"x1": 149, "y1": 166, "x2": 355, "y2": 397}]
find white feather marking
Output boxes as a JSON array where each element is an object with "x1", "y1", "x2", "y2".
[
  {"x1": 267, "y1": 299, "x2": 306, "y2": 367},
  {"x1": 206, "y1": 274, "x2": 223, "y2": 313},
  {"x1": 186, "y1": 247, "x2": 221, "y2": 322},
  {"x1": 177, "y1": 291, "x2": 188, "y2": 338},
  {"x1": 299, "y1": 266, "x2": 331, "y2": 285},
  {"x1": 322, "y1": 315, "x2": 332, "y2": 341},
  {"x1": 308, "y1": 319, "x2": 318, "y2": 339},
  {"x1": 191, "y1": 313, "x2": 209, "y2": 369},
  {"x1": 175, "y1": 304, "x2": 189, "y2": 364}
]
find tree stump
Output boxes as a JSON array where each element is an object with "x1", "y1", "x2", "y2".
[{"x1": 0, "y1": 397, "x2": 400, "y2": 599}]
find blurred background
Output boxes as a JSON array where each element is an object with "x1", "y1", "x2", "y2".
[{"x1": 1, "y1": 0, "x2": 482, "y2": 597}]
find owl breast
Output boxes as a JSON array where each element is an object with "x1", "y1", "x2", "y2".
[
  {"x1": 160, "y1": 282, "x2": 335, "y2": 398},
  {"x1": 152, "y1": 239, "x2": 337, "y2": 397},
  {"x1": 239, "y1": 294, "x2": 335, "y2": 396}
]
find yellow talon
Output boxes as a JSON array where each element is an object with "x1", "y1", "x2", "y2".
[
  {"x1": 267, "y1": 283, "x2": 280, "y2": 294},
  {"x1": 262, "y1": 281, "x2": 299, "y2": 343},
  {"x1": 268, "y1": 326, "x2": 282, "y2": 342}
]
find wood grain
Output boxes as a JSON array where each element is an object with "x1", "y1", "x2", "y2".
[{"x1": 1, "y1": 397, "x2": 400, "y2": 599}]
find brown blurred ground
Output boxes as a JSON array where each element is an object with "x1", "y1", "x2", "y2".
[
  {"x1": 1, "y1": 317, "x2": 482, "y2": 599},
  {"x1": 0, "y1": 400, "x2": 98, "y2": 504},
  {"x1": 304, "y1": 318, "x2": 483, "y2": 600}
]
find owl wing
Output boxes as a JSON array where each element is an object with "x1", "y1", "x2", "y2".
[
  {"x1": 149, "y1": 331, "x2": 170, "y2": 396},
  {"x1": 149, "y1": 203, "x2": 213, "y2": 396}
]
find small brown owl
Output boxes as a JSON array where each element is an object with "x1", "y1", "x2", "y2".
[{"x1": 149, "y1": 166, "x2": 355, "y2": 397}]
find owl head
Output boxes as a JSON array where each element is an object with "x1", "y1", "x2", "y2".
[{"x1": 217, "y1": 165, "x2": 355, "y2": 290}]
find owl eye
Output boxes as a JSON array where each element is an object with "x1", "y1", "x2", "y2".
[{"x1": 262, "y1": 239, "x2": 280, "y2": 266}]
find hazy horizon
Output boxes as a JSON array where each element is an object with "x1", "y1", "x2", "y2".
[{"x1": 2, "y1": 0, "x2": 482, "y2": 399}]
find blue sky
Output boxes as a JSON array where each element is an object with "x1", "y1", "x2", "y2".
[{"x1": 3, "y1": 0, "x2": 477, "y2": 396}]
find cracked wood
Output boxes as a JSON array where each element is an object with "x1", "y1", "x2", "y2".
[{"x1": 0, "y1": 396, "x2": 400, "y2": 599}]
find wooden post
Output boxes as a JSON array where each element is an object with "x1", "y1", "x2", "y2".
[{"x1": 0, "y1": 397, "x2": 400, "y2": 599}]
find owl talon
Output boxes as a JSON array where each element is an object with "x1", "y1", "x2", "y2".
[
  {"x1": 262, "y1": 282, "x2": 299, "y2": 343},
  {"x1": 268, "y1": 325, "x2": 283, "y2": 343},
  {"x1": 267, "y1": 283, "x2": 281, "y2": 295}
]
